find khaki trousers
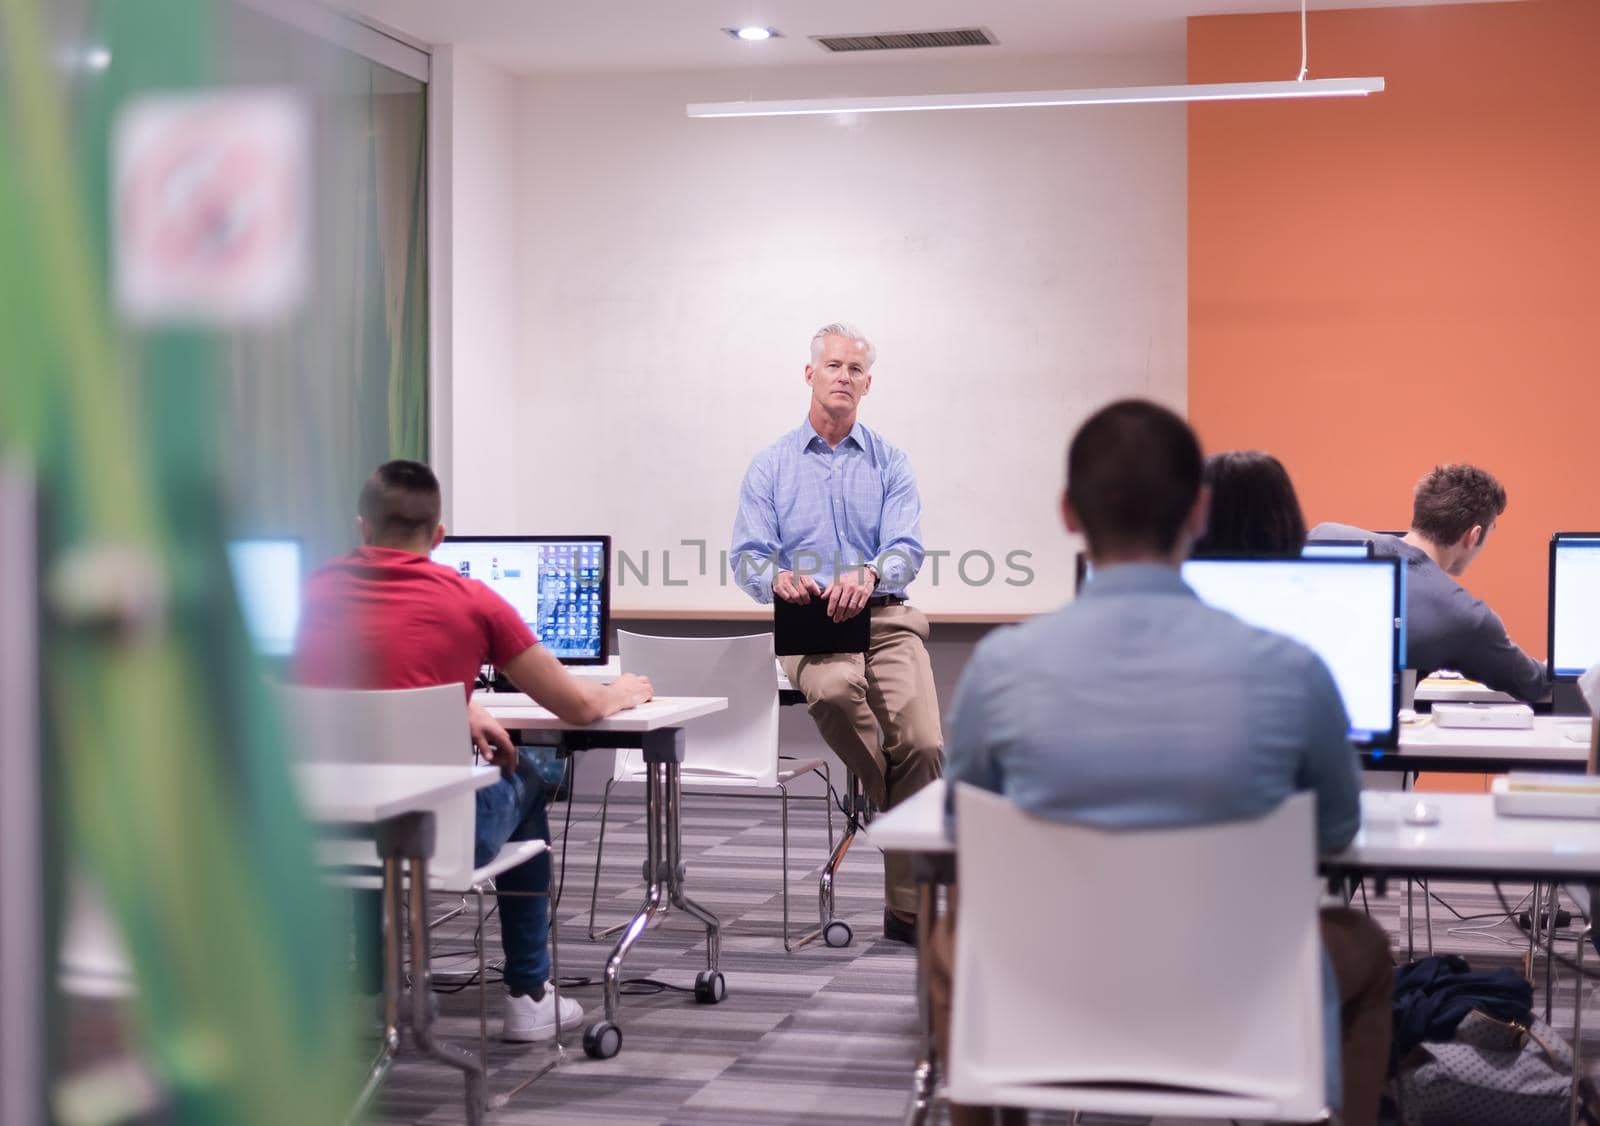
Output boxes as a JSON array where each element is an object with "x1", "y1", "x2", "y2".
[
  {"x1": 780, "y1": 602, "x2": 944, "y2": 915},
  {"x1": 927, "y1": 896, "x2": 1393, "y2": 1126}
]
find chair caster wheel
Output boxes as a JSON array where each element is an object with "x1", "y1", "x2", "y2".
[
  {"x1": 823, "y1": 919, "x2": 853, "y2": 948},
  {"x1": 582, "y1": 1020, "x2": 622, "y2": 1059},
  {"x1": 694, "y1": 970, "x2": 726, "y2": 1004}
]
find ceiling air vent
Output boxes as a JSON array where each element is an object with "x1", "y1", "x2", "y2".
[{"x1": 812, "y1": 27, "x2": 996, "y2": 53}]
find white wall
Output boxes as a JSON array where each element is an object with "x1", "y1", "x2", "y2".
[
  {"x1": 432, "y1": 46, "x2": 525, "y2": 531},
  {"x1": 449, "y1": 52, "x2": 1188, "y2": 615}
]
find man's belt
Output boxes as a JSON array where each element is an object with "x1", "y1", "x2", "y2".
[{"x1": 867, "y1": 594, "x2": 905, "y2": 608}]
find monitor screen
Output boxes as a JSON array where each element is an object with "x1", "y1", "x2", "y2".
[
  {"x1": 1180, "y1": 557, "x2": 1401, "y2": 748},
  {"x1": 432, "y1": 536, "x2": 611, "y2": 664},
  {"x1": 1301, "y1": 541, "x2": 1372, "y2": 560},
  {"x1": 226, "y1": 538, "x2": 302, "y2": 658},
  {"x1": 1549, "y1": 534, "x2": 1600, "y2": 680}
]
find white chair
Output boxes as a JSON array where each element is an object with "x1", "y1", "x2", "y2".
[
  {"x1": 282, "y1": 684, "x2": 559, "y2": 1089},
  {"x1": 588, "y1": 632, "x2": 835, "y2": 951},
  {"x1": 947, "y1": 785, "x2": 1327, "y2": 1123}
]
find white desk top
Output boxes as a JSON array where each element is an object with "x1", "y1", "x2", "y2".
[
  {"x1": 476, "y1": 694, "x2": 727, "y2": 731},
  {"x1": 295, "y1": 763, "x2": 499, "y2": 824},
  {"x1": 863, "y1": 779, "x2": 1600, "y2": 880},
  {"x1": 1329, "y1": 790, "x2": 1600, "y2": 877},
  {"x1": 1395, "y1": 714, "x2": 1591, "y2": 764}
]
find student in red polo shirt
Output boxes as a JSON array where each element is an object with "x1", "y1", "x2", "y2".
[{"x1": 297, "y1": 460, "x2": 652, "y2": 1042}]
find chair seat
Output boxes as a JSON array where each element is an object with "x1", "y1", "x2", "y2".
[
  {"x1": 315, "y1": 838, "x2": 548, "y2": 893},
  {"x1": 942, "y1": 1081, "x2": 1314, "y2": 1121},
  {"x1": 617, "y1": 763, "x2": 772, "y2": 787}
]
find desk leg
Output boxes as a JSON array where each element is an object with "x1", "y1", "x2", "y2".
[
  {"x1": 664, "y1": 761, "x2": 723, "y2": 977},
  {"x1": 590, "y1": 762, "x2": 667, "y2": 1056},
  {"x1": 904, "y1": 878, "x2": 939, "y2": 1126},
  {"x1": 347, "y1": 856, "x2": 405, "y2": 1126},
  {"x1": 1572, "y1": 923, "x2": 1588, "y2": 1126},
  {"x1": 408, "y1": 857, "x2": 486, "y2": 1126}
]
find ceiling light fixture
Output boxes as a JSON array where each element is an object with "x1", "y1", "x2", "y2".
[
  {"x1": 693, "y1": 0, "x2": 1380, "y2": 119},
  {"x1": 725, "y1": 26, "x2": 780, "y2": 42}
]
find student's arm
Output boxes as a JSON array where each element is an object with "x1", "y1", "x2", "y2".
[
  {"x1": 1291, "y1": 651, "x2": 1363, "y2": 854},
  {"x1": 500, "y1": 644, "x2": 653, "y2": 727},
  {"x1": 1451, "y1": 602, "x2": 1551, "y2": 703}
]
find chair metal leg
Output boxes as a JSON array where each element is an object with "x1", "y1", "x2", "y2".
[
  {"x1": 1530, "y1": 880, "x2": 1543, "y2": 977},
  {"x1": 476, "y1": 888, "x2": 487, "y2": 1082},
  {"x1": 488, "y1": 883, "x2": 564, "y2": 1108},
  {"x1": 1572, "y1": 922, "x2": 1588, "y2": 1126},
  {"x1": 782, "y1": 761, "x2": 839, "y2": 953},
  {"x1": 587, "y1": 779, "x2": 629, "y2": 942},
  {"x1": 1406, "y1": 878, "x2": 1415, "y2": 962}
]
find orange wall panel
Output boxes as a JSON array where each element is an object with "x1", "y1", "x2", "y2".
[{"x1": 1188, "y1": 0, "x2": 1600, "y2": 655}]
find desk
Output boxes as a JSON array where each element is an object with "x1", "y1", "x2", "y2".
[
  {"x1": 296, "y1": 763, "x2": 500, "y2": 1125},
  {"x1": 477, "y1": 695, "x2": 728, "y2": 1059},
  {"x1": 1376, "y1": 715, "x2": 1593, "y2": 775},
  {"x1": 869, "y1": 781, "x2": 1600, "y2": 1122}
]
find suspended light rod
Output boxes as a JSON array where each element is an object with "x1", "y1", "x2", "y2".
[{"x1": 687, "y1": 76, "x2": 1384, "y2": 119}]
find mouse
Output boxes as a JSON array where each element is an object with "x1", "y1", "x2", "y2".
[{"x1": 1403, "y1": 800, "x2": 1440, "y2": 826}]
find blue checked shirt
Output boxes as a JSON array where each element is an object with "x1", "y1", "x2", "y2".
[{"x1": 731, "y1": 419, "x2": 926, "y2": 604}]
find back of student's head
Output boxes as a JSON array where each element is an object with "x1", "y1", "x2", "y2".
[
  {"x1": 1066, "y1": 399, "x2": 1203, "y2": 557},
  {"x1": 1411, "y1": 464, "x2": 1506, "y2": 546},
  {"x1": 1192, "y1": 450, "x2": 1307, "y2": 557},
  {"x1": 359, "y1": 459, "x2": 442, "y2": 547}
]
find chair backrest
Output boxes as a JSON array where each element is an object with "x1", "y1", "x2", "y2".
[
  {"x1": 280, "y1": 684, "x2": 478, "y2": 884},
  {"x1": 948, "y1": 785, "x2": 1325, "y2": 1117},
  {"x1": 616, "y1": 631, "x2": 780, "y2": 786}
]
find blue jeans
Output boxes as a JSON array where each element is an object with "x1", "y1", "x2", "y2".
[
  {"x1": 355, "y1": 749, "x2": 551, "y2": 995},
  {"x1": 473, "y1": 749, "x2": 552, "y2": 994}
]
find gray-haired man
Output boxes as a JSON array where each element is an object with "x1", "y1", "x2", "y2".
[{"x1": 730, "y1": 323, "x2": 943, "y2": 943}]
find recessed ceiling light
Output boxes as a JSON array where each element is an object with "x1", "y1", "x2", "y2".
[
  {"x1": 725, "y1": 26, "x2": 781, "y2": 42},
  {"x1": 84, "y1": 46, "x2": 112, "y2": 70}
]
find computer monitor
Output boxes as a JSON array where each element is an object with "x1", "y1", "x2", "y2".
[
  {"x1": 1301, "y1": 540, "x2": 1373, "y2": 560},
  {"x1": 432, "y1": 535, "x2": 611, "y2": 665},
  {"x1": 225, "y1": 537, "x2": 302, "y2": 658},
  {"x1": 1548, "y1": 533, "x2": 1600, "y2": 681},
  {"x1": 1180, "y1": 557, "x2": 1402, "y2": 748}
]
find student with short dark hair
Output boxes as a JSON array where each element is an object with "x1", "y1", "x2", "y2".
[
  {"x1": 297, "y1": 459, "x2": 654, "y2": 1042},
  {"x1": 935, "y1": 400, "x2": 1391, "y2": 1126},
  {"x1": 1193, "y1": 449, "x2": 1307, "y2": 557},
  {"x1": 1310, "y1": 463, "x2": 1548, "y2": 701}
]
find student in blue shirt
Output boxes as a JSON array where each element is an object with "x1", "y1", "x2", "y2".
[
  {"x1": 934, "y1": 401, "x2": 1391, "y2": 1126},
  {"x1": 730, "y1": 323, "x2": 943, "y2": 943}
]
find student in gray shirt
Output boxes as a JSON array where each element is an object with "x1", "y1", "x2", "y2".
[
  {"x1": 1311, "y1": 463, "x2": 1550, "y2": 702},
  {"x1": 932, "y1": 401, "x2": 1391, "y2": 1126}
]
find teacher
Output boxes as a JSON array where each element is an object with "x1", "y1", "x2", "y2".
[{"x1": 730, "y1": 322, "x2": 943, "y2": 945}]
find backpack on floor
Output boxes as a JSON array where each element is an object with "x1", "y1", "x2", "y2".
[{"x1": 1396, "y1": 1008, "x2": 1600, "y2": 1126}]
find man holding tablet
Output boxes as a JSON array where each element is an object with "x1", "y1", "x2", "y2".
[
  {"x1": 731, "y1": 323, "x2": 943, "y2": 944},
  {"x1": 938, "y1": 401, "x2": 1390, "y2": 1126}
]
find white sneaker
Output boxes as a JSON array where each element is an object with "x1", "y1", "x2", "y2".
[{"x1": 501, "y1": 984, "x2": 583, "y2": 1042}]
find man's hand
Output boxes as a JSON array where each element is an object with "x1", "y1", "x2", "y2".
[
  {"x1": 826, "y1": 566, "x2": 876, "y2": 622},
  {"x1": 612, "y1": 673, "x2": 654, "y2": 710},
  {"x1": 467, "y1": 700, "x2": 518, "y2": 775},
  {"x1": 773, "y1": 570, "x2": 824, "y2": 604}
]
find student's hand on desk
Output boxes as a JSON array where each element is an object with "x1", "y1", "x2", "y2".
[
  {"x1": 467, "y1": 700, "x2": 518, "y2": 775},
  {"x1": 773, "y1": 570, "x2": 823, "y2": 605},
  {"x1": 614, "y1": 673, "x2": 653, "y2": 710},
  {"x1": 826, "y1": 567, "x2": 875, "y2": 622}
]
